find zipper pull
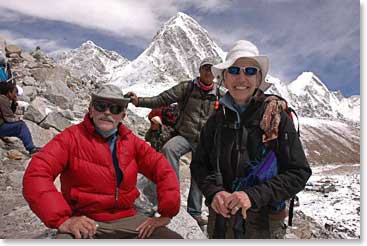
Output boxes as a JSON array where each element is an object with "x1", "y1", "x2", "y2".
[{"x1": 115, "y1": 187, "x2": 119, "y2": 201}]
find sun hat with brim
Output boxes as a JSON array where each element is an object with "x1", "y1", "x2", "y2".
[
  {"x1": 212, "y1": 40, "x2": 271, "y2": 91},
  {"x1": 91, "y1": 84, "x2": 130, "y2": 107}
]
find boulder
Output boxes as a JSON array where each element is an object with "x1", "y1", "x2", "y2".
[
  {"x1": 21, "y1": 86, "x2": 37, "y2": 101},
  {"x1": 21, "y1": 52, "x2": 36, "y2": 62},
  {"x1": 5, "y1": 44, "x2": 22, "y2": 56},
  {"x1": 43, "y1": 80, "x2": 75, "y2": 110},
  {"x1": 23, "y1": 96, "x2": 55, "y2": 124},
  {"x1": 30, "y1": 66, "x2": 70, "y2": 83},
  {"x1": 59, "y1": 109, "x2": 75, "y2": 121},
  {"x1": 24, "y1": 120, "x2": 58, "y2": 147},
  {"x1": 22, "y1": 76, "x2": 37, "y2": 86},
  {"x1": 6, "y1": 150, "x2": 24, "y2": 160},
  {"x1": 40, "y1": 112, "x2": 73, "y2": 132}
]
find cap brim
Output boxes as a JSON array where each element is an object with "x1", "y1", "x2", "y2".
[{"x1": 92, "y1": 94, "x2": 130, "y2": 107}]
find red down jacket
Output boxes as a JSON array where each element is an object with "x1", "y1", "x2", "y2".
[{"x1": 23, "y1": 114, "x2": 180, "y2": 229}]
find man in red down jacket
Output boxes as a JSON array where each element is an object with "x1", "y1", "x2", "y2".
[{"x1": 22, "y1": 84, "x2": 182, "y2": 239}]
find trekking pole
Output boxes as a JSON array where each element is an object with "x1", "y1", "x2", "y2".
[{"x1": 288, "y1": 196, "x2": 295, "y2": 226}]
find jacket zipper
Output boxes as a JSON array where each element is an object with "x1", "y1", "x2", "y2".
[{"x1": 115, "y1": 187, "x2": 119, "y2": 201}]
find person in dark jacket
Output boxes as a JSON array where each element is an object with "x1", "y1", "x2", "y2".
[
  {"x1": 190, "y1": 40, "x2": 312, "y2": 239},
  {"x1": 23, "y1": 84, "x2": 182, "y2": 239},
  {"x1": 128, "y1": 57, "x2": 222, "y2": 226}
]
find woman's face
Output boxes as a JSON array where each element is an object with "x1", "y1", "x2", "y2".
[{"x1": 223, "y1": 58, "x2": 261, "y2": 105}]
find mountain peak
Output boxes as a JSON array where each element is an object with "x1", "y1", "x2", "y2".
[
  {"x1": 81, "y1": 40, "x2": 98, "y2": 48},
  {"x1": 166, "y1": 11, "x2": 196, "y2": 26},
  {"x1": 131, "y1": 12, "x2": 224, "y2": 81}
]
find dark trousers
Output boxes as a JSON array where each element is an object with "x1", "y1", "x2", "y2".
[
  {"x1": 207, "y1": 207, "x2": 287, "y2": 239},
  {"x1": 55, "y1": 213, "x2": 183, "y2": 239},
  {"x1": 0, "y1": 121, "x2": 35, "y2": 151}
]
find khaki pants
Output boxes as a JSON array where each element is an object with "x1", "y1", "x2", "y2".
[
  {"x1": 55, "y1": 213, "x2": 183, "y2": 239},
  {"x1": 207, "y1": 208, "x2": 287, "y2": 239}
]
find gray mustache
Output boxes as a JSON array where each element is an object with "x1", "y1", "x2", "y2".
[{"x1": 98, "y1": 115, "x2": 115, "y2": 123}]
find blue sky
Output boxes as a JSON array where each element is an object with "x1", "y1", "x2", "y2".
[{"x1": 0, "y1": 0, "x2": 360, "y2": 96}]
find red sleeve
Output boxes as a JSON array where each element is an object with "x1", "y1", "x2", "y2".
[
  {"x1": 134, "y1": 135, "x2": 180, "y2": 218},
  {"x1": 22, "y1": 129, "x2": 73, "y2": 229}
]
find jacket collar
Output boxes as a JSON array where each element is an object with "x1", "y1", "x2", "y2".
[{"x1": 219, "y1": 89, "x2": 266, "y2": 125}]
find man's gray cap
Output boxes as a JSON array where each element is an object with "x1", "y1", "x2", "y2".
[
  {"x1": 91, "y1": 84, "x2": 130, "y2": 107},
  {"x1": 199, "y1": 56, "x2": 222, "y2": 68}
]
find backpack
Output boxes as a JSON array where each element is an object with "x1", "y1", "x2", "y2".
[
  {"x1": 213, "y1": 92, "x2": 300, "y2": 229},
  {"x1": 0, "y1": 67, "x2": 8, "y2": 82},
  {"x1": 160, "y1": 104, "x2": 179, "y2": 127}
]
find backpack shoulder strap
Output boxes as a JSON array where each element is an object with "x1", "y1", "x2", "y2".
[
  {"x1": 181, "y1": 80, "x2": 194, "y2": 111},
  {"x1": 213, "y1": 106, "x2": 225, "y2": 186}
]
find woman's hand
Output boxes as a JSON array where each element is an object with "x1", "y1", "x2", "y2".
[
  {"x1": 224, "y1": 191, "x2": 252, "y2": 219},
  {"x1": 211, "y1": 191, "x2": 231, "y2": 218}
]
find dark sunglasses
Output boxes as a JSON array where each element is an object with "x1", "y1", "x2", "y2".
[
  {"x1": 200, "y1": 64, "x2": 212, "y2": 71},
  {"x1": 227, "y1": 66, "x2": 259, "y2": 76},
  {"x1": 92, "y1": 100, "x2": 124, "y2": 114}
]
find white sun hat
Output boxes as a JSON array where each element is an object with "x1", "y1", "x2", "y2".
[{"x1": 211, "y1": 40, "x2": 271, "y2": 91}]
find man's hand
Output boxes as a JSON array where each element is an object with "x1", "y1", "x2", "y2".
[
  {"x1": 58, "y1": 216, "x2": 97, "y2": 239},
  {"x1": 126, "y1": 92, "x2": 138, "y2": 106},
  {"x1": 136, "y1": 216, "x2": 171, "y2": 239},
  {"x1": 224, "y1": 191, "x2": 252, "y2": 219},
  {"x1": 211, "y1": 191, "x2": 231, "y2": 218}
]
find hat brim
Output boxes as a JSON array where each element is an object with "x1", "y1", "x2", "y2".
[
  {"x1": 91, "y1": 94, "x2": 130, "y2": 108},
  {"x1": 212, "y1": 55, "x2": 271, "y2": 91}
]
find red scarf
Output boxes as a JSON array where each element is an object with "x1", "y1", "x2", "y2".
[{"x1": 198, "y1": 79, "x2": 214, "y2": 91}]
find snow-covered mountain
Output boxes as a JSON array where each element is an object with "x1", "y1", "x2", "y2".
[
  {"x1": 57, "y1": 40, "x2": 130, "y2": 83},
  {"x1": 55, "y1": 12, "x2": 359, "y2": 125},
  {"x1": 109, "y1": 12, "x2": 225, "y2": 94},
  {"x1": 267, "y1": 72, "x2": 360, "y2": 123}
]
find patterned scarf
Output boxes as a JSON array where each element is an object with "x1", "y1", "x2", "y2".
[{"x1": 260, "y1": 95, "x2": 287, "y2": 143}]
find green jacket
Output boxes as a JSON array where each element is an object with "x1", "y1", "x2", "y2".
[{"x1": 138, "y1": 78, "x2": 218, "y2": 145}]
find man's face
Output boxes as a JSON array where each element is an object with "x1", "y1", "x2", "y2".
[
  {"x1": 7, "y1": 88, "x2": 17, "y2": 100},
  {"x1": 89, "y1": 100, "x2": 126, "y2": 131},
  {"x1": 199, "y1": 64, "x2": 214, "y2": 85}
]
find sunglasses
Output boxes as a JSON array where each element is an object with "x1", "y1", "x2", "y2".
[
  {"x1": 227, "y1": 66, "x2": 259, "y2": 76},
  {"x1": 92, "y1": 100, "x2": 124, "y2": 114},
  {"x1": 200, "y1": 64, "x2": 212, "y2": 71}
]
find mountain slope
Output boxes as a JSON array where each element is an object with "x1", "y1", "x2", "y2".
[
  {"x1": 57, "y1": 40, "x2": 130, "y2": 83},
  {"x1": 109, "y1": 12, "x2": 225, "y2": 93},
  {"x1": 267, "y1": 72, "x2": 360, "y2": 122}
]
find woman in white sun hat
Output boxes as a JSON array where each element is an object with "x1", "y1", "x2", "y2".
[{"x1": 190, "y1": 40, "x2": 311, "y2": 239}]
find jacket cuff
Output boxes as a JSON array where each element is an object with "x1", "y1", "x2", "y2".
[
  {"x1": 242, "y1": 188, "x2": 259, "y2": 209},
  {"x1": 54, "y1": 216, "x2": 70, "y2": 230},
  {"x1": 204, "y1": 187, "x2": 225, "y2": 207}
]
